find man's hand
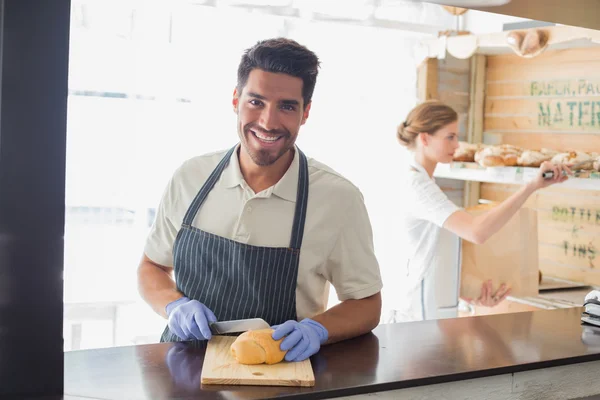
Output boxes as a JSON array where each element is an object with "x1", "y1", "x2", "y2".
[
  {"x1": 271, "y1": 319, "x2": 328, "y2": 362},
  {"x1": 462, "y1": 280, "x2": 511, "y2": 308},
  {"x1": 166, "y1": 297, "x2": 217, "y2": 340}
]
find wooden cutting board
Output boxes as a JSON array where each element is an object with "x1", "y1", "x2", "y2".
[{"x1": 200, "y1": 335, "x2": 315, "y2": 387}]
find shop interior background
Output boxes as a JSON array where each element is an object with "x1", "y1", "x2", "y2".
[{"x1": 63, "y1": 0, "x2": 534, "y2": 351}]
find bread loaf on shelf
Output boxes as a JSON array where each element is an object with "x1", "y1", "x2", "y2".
[
  {"x1": 453, "y1": 141, "x2": 480, "y2": 162},
  {"x1": 551, "y1": 151, "x2": 593, "y2": 167},
  {"x1": 475, "y1": 144, "x2": 522, "y2": 167},
  {"x1": 517, "y1": 149, "x2": 556, "y2": 167},
  {"x1": 230, "y1": 329, "x2": 287, "y2": 365},
  {"x1": 452, "y1": 142, "x2": 599, "y2": 171}
]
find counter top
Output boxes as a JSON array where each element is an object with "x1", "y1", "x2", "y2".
[
  {"x1": 504, "y1": 287, "x2": 591, "y2": 310},
  {"x1": 64, "y1": 307, "x2": 600, "y2": 400}
]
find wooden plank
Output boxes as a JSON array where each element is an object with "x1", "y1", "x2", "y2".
[
  {"x1": 457, "y1": 113, "x2": 468, "y2": 140},
  {"x1": 538, "y1": 276, "x2": 588, "y2": 291},
  {"x1": 539, "y1": 257, "x2": 600, "y2": 285},
  {"x1": 482, "y1": 132, "x2": 600, "y2": 153},
  {"x1": 538, "y1": 217, "x2": 600, "y2": 234},
  {"x1": 487, "y1": 62, "x2": 600, "y2": 82},
  {"x1": 463, "y1": 55, "x2": 486, "y2": 208},
  {"x1": 539, "y1": 234, "x2": 598, "y2": 269},
  {"x1": 536, "y1": 190, "x2": 600, "y2": 214},
  {"x1": 417, "y1": 58, "x2": 438, "y2": 102},
  {"x1": 480, "y1": 182, "x2": 521, "y2": 203},
  {"x1": 485, "y1": 115, "x2": 600, "y2": 132},
  {"x1": 487, "y1": 47, "x2": 600, "y2": 68},
  {"x1": 439, "y1": 91, "x2": 469, "y2": 113},
  {"x1": 468, "y1": 54, "x2": 486, "y2": 144},
  {"x1": 480, "y1": 182, "x2": 575, "y2": 202},
  {"x1": 201, "y1": 336, "x2": 315, "y2": 387},
  {"x1": 482, "y1": 184, "x2": 600, "y2": 214},
  {"x1": 438, "y1": 70, "x2": 470, "y2": 92},
  {"x1": 487, "y1": 78, "x2": 600, "y2": 98},
  {"x1": 438, "y1": 53, "x2": 471, "y2": 73},
  {"x1": 485, "y1": 97, "x2": 600, "y2": 117}
]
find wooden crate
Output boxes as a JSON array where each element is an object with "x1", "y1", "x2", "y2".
[{"x1": 481, "y1": 183, "x2": 600, "y2": 286}]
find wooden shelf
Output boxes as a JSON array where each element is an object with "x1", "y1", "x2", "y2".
[
  {"x1": 434, "y1": 162, "x2": 600, "y2": 191},
  {"x1": 420, "y1": 25, "x2": 600, "y2": 60}
]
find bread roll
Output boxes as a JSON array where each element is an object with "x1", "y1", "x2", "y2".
[
  {"x1": 551, "y1": 151, "x2": 592, "y2": 167},
  {"x1": 476, "y1": 145, "x2": 522, "y2": 167},
  {"x1": 230, "y1": 329, "x2": 287, "y2": 365},
  {"x1": 498, "y1": 144, "x2": 524, "y2": 154},
  {"x1": 517, "y1": 150, "x2": 554, "y2": 167},
  {"x1": 541, "y1": 148, "x2": 559, "y2": 157},
  {"x1": 473, "y1": 145, "x2": 488, "y2": 164},
  {"x1": 503, "y1": 153, "x2": 519, "y2": 167},
  {"x1": 453, "y1": 141, "x2": 479, "y2": 162},
  {"x1": 506, "y1": 29, "x2": 549, "y2": 58},
  {"x1": 479, "y1": 155, "x2": 506, "y2": 167}
]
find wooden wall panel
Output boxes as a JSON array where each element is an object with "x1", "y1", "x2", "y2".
[
  {"x1": 487, "y1": 62, "x2": 600, "y2": 81},
  {"x1": 437, "y1": 55, "x2": 471, "y2": 207},
  {"x1": 417, "y1": 58, "x2": 438, "y2": 103},
  {"x1": 484, "y1": 47, "x2": 600, "y2": 152},
  {"x1": 438, "y1": 55, "x2": 471, "y2": 142},
  {"x1": 480, "y1": 183, "x2": 600, "y2": 285},
  {"x1": 481, "y1": 46, "x2": 600, "y2": 286}
]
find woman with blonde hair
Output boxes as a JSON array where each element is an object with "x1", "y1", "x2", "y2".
[{"x1": 391, "y1": 100, "x2": 570, "y2": 322}]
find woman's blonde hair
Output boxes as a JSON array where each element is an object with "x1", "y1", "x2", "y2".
[{"x1": 397, "y1": 100, "x2": 458, "y2": 148}]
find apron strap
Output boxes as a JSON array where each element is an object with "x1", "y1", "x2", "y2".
[
  {"x1": 181, "y1": 145, "x2": 236, "y2": 226},
  {"x1": 289, "y1": 149, "x2": 309, "y2": 250}
]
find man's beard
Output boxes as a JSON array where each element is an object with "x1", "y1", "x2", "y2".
[{"x1": 240, "y1": 122, "x2": 294, "y2": 166}]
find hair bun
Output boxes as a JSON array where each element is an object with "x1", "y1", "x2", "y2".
[{"x1": 396, "y1": 100, "x2": 457, "y2": 149}]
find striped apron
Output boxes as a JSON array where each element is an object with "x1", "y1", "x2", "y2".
[{"x1": 160, "y1": 145, "x2": 309, "y2": 342}]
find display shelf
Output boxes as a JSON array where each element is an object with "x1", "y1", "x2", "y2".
[{"x1": 434, "y1": 162, "x2": 600, "y2": 191}]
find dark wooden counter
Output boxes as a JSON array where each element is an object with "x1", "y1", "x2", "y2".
[{"x1": 63, "y1": 307, "x2": 600, "y2": 400}]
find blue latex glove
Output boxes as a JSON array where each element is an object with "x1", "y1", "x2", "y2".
[
  {"x1": 271, "y1": 318, "x2": 328, "y2": 362},
  {"x1": 166, "y1": 297, "x2": 217, "y2": 341}
]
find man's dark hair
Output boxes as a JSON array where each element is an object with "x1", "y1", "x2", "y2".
[{"x1": 237, "y1": 38, "x2": 320, "y2": 108}]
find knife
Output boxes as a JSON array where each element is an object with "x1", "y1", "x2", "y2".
[
  {"x1": 542, "y1": 159, "x2": 593, "y2": 179},
  {"x1": 209, "y1": 318, "x2": 270, "y2": 335}
]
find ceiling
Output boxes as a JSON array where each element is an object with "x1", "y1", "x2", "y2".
[{"x1": 429, "y1": 0, "x2": 600, "y2": 30}]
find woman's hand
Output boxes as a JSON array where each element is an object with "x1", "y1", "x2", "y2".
[
  {"x1": 462, "y1": 280, "x2": 511, "y2": 308},
  {"x1": 528, "y1": 161, "x2": 572, "y2": 191}
]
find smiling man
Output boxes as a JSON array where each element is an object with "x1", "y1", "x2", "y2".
[{"x1": 137, "y1": 38, "x2": 383, "y2": 362}]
